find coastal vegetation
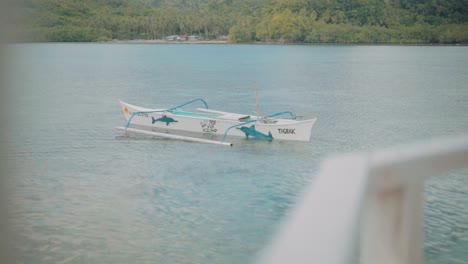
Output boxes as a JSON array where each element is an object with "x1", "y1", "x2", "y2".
[{"x1": 21, "y1": 0, "x2": 468, "y2": 43}]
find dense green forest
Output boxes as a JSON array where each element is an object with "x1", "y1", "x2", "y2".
[{"x1": 21, "y1": 0, "x2": 468, "y2": 43}]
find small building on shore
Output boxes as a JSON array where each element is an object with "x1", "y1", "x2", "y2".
[
  {"x1": 165, "y1": 35, "x2": 177, "y2": 41},
  {"x1": 188, "y1": 35, "x2": 201, "y2": 41},
  {"x1": 165, "y1": 35, "x2": 188, "y2": 41}
]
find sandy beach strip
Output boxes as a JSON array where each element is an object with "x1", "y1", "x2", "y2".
[{"x1": 112, "y1": 39, "x2": 230, "y2": 44}]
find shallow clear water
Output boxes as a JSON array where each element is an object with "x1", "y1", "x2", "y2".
[{"x1": 5, "y1": 43, "x2": 468, "y2": 263}]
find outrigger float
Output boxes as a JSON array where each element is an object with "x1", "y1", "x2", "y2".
[{"x1": 116, "y1": 98, "x2": 317, "y2": 146}]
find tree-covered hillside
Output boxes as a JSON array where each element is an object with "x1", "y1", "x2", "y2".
[{"x1": 21, "y1": 0, "x2": 468, "y2": 43}]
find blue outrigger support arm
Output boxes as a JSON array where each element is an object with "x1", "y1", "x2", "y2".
[
  {"x1": 220, "y1": 119, "x2": 258, "y2": 143},
  {"x1": 125, "y1": 98, "x2": 209, "y2": 129},
  {"x1": 172, "y1": 98, "x2": 209, "y2": 110},
  {"x1": 220, "y1": 110, "x2": 295, "y2": 143},
  {"x1": 266, "y1": 111, "x2": 295, "y2": 119}
]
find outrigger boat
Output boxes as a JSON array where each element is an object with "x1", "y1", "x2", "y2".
[{"x1": 116, "y1": 98, "x2": 317, "y2": 146}]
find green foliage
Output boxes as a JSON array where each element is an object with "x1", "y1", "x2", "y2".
[
  {"x1": 19, "y1": 0, "x2": 468, "y2": 43},
  {"x1": 256, "y1": 9, "x2": 305, "y2": 42},
  {"x1": 228, "y1": 17, "x2": 256, "y2": 42},
  {"x1": 228, "y1": 25, "x2": 251, "y2": 42}
]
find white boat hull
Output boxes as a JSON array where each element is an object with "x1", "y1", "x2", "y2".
[{"x1": 119, "y1": 100, "x2": 317, "y2": 142}]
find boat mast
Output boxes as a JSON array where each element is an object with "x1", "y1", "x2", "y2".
[{"x1": 256, "y1": 82, "x2": 259, "y2": 119}]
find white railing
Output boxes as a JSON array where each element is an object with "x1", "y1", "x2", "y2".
[{"x1": 258, "y1": 135, "x2": 468, "y2": 264}]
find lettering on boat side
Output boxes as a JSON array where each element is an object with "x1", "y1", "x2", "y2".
[
  {"x1": 278, "y1": 128, "x2": 295, "y2": 134},
  {"x1": 201, "y1": 120, "x2": 217, "y2": 133},
  {"x1": 128, "y1": 111, "x2": 149, "y2": 118},
  {"x1": 152, "y1": 115, "x2": 178, "y2": 126}
]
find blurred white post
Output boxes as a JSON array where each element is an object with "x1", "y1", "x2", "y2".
[
  {"x1": 258, "y1": 155, "x2": 369, "y2": 264},
  {"x1": 258, "y1": 135, "x2": 468, "y2": 264},
  {"x1": 362, "y1": 136, "x2": 468, "y2": 264}
]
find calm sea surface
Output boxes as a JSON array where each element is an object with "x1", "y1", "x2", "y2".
[{"x1": 5, "y1": 44, "x2": 468, "y2": 263}]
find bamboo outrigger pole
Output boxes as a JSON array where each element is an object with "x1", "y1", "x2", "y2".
[{"x1": 115, "y1": 127, "x2": 233, "y2": 146}]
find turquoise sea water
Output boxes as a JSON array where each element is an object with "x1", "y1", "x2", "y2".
[{"x1": 5, "y1": 44, "x2": 468, "y2": 263}]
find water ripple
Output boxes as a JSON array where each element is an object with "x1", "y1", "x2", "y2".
[{"x1": 6, "y1": 44, "x2": 468, "y2": 264}]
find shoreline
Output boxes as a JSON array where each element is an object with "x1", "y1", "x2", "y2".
[
  {"x1": 14, "y1": 40, "x2": 467, "y2": 46},
  {"x1": 113, "y1": 39, "x2": 230, "y2": 44},
  {"x1": 107, "y1": 40, "x2": 468, "y2": 46}
]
